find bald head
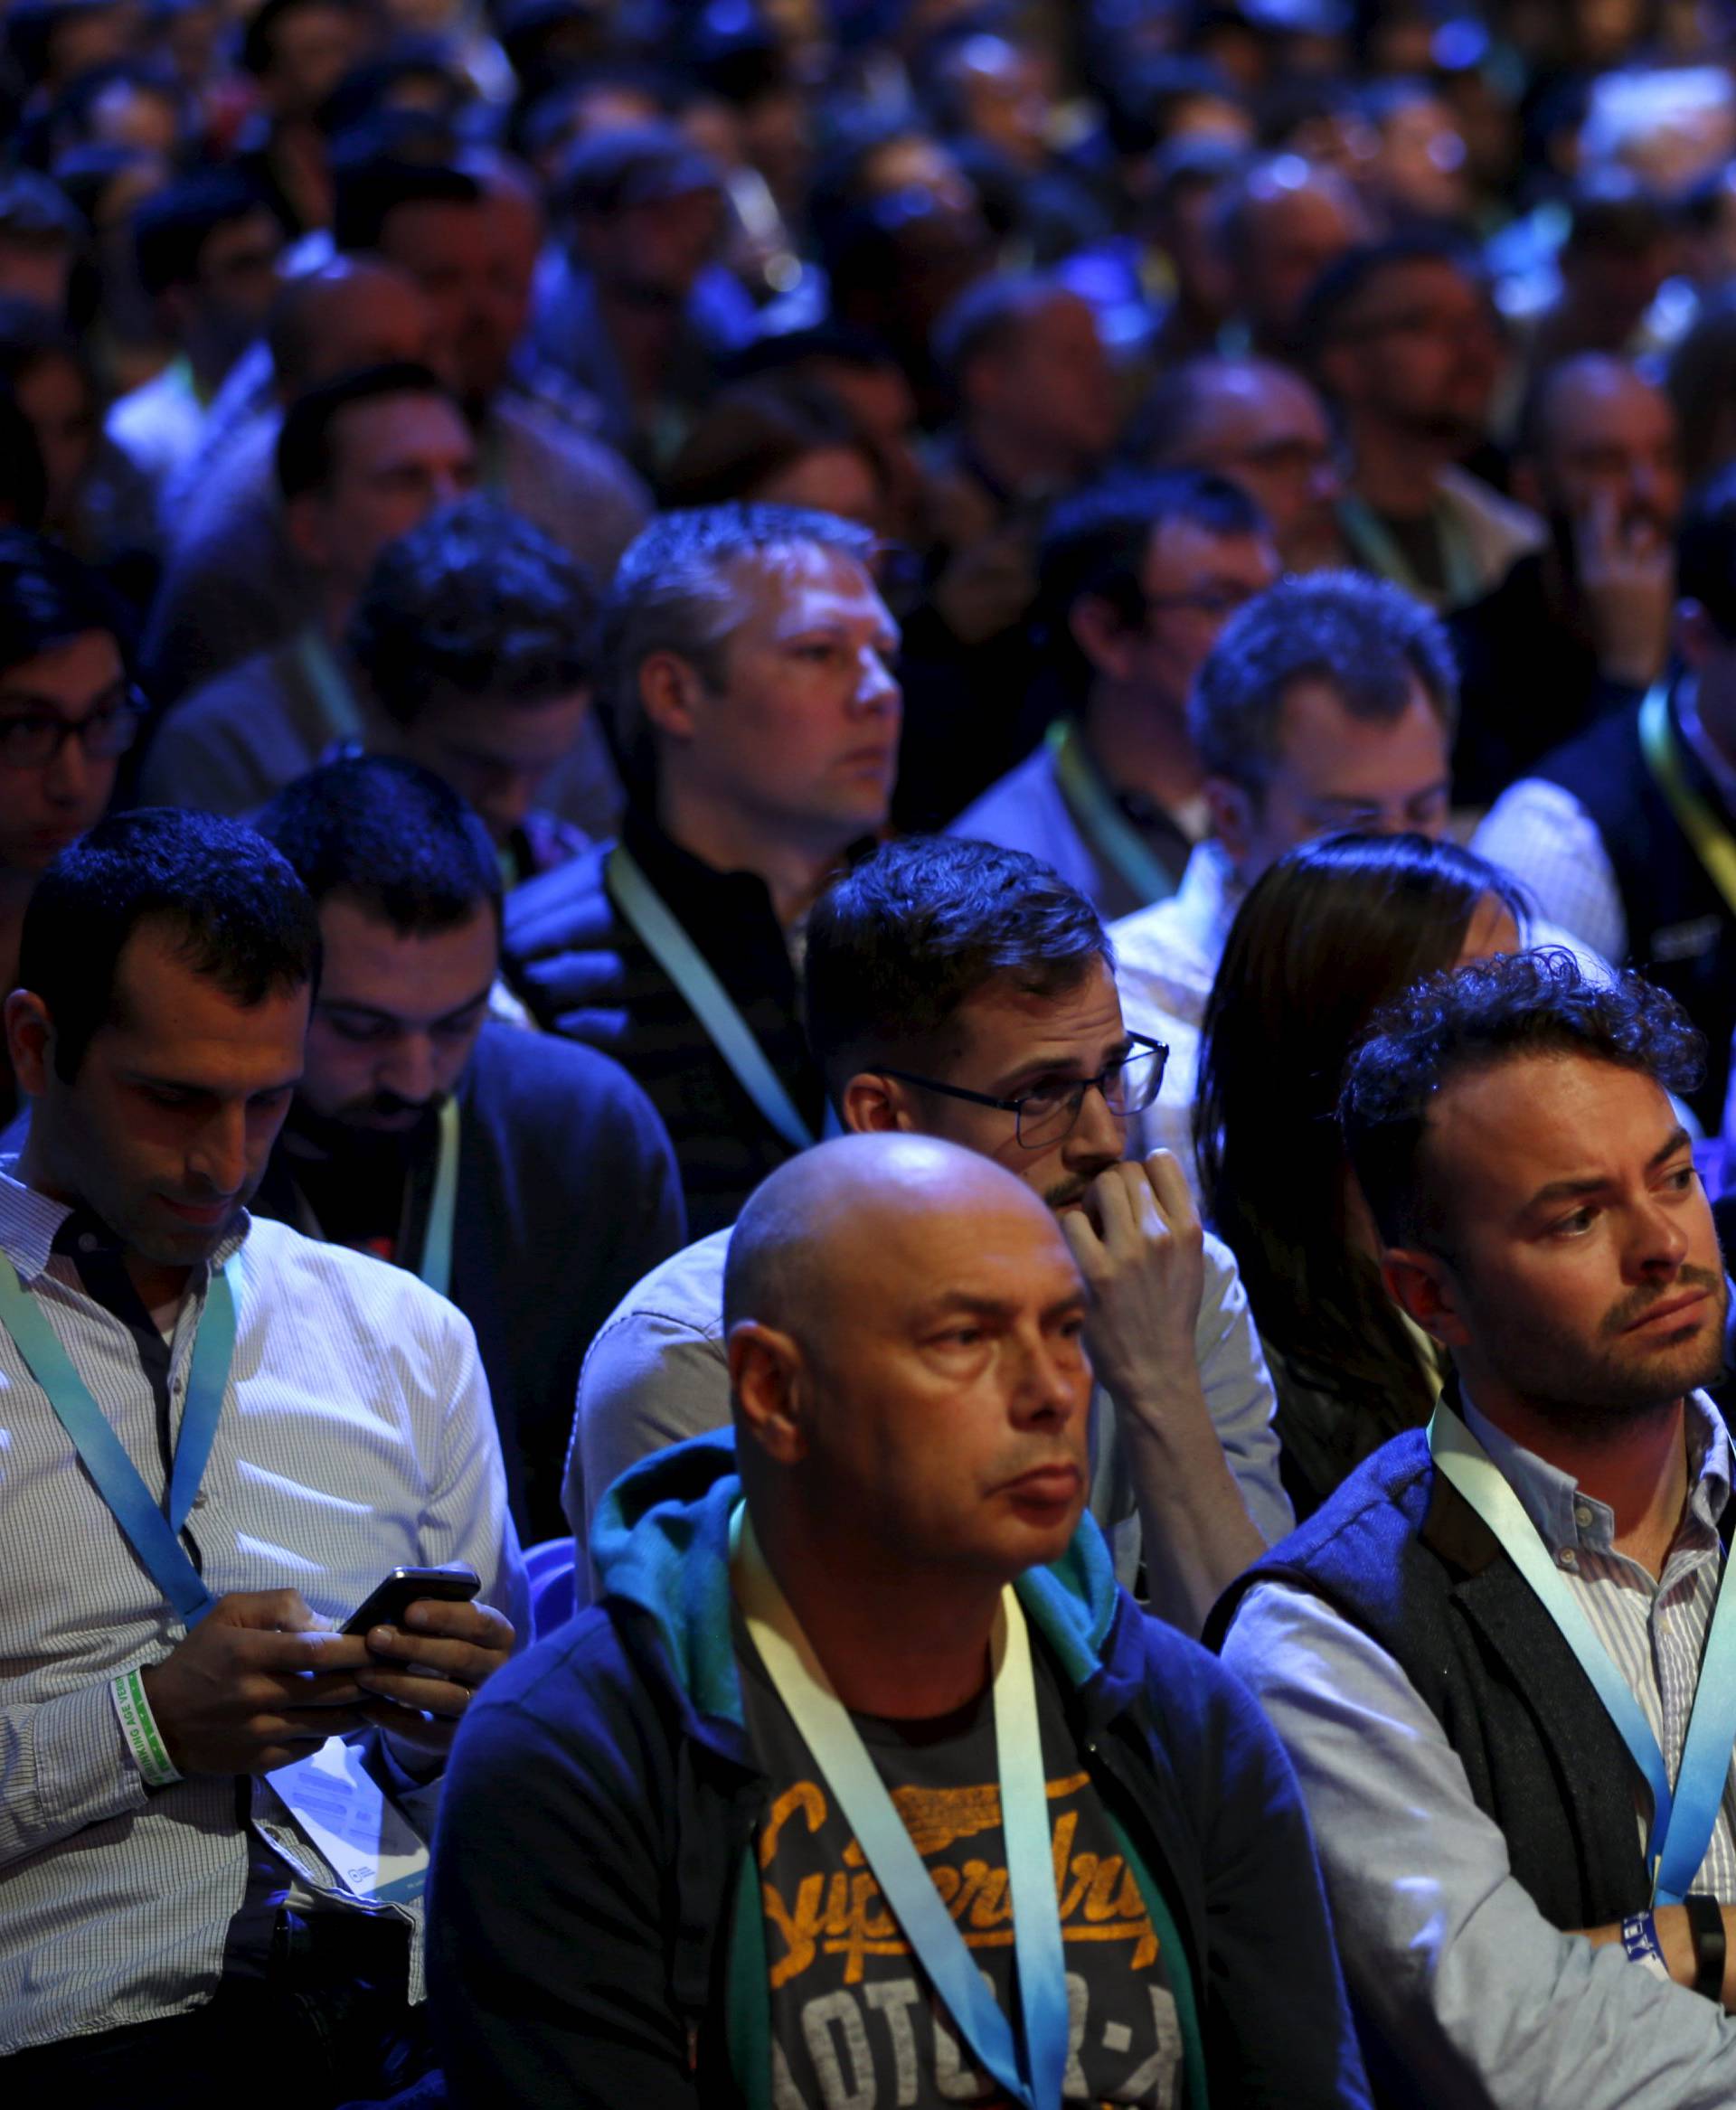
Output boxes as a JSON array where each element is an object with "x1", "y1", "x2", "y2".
[
  {"x1": 726, "y1": 1133, "x2": 1093, "y2": 1587},
  {"x1": 268, "y1": 258, "x2": 443, "y2": 398},
  {"x1": 1522, "y1": 352, "x2": 1682, "y2": 542},
  {"x1": 1130, "y1": 355, "x2": 1339, "y2": 566},
  {"x1": 724, "y1": 1133, "x2": 1061, "y2": 1343}
]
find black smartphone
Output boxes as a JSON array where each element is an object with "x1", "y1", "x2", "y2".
[{"x1": 342, "y1": 1566, "x2": 480, "y2": 1636}]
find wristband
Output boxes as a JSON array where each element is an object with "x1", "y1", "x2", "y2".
[
  {"x1": 110, "y1": 1665, "x2": 181, "y2": 1789},
  {"x1": 1685, "y1": 1893, "x2": 1726, "y2": 2002},
  {"x1": 1621, "y1": 1910, "x2": 1669, "y2": 1979}
]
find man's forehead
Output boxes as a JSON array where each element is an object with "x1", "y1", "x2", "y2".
[
  {"x1": 734, "y1": 546, "x2": 880, "y2": 621},
  {"x1": 951, "y1": 960, "x2": 1121, "y2": 1054},
  {"x1": 1141, "y1": 515, "x2": 1269, "y2": 585},
  {"x1": 1427, "y1": 1052, "x2": 1678, "y2": 1196}
]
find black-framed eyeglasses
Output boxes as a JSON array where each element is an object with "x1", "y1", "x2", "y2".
[
  {"x1": 0, "y1": 686, "x2": 146, "y2": 770},
  {"x1": 876, "y1": 1032, "x2": 1170, "y2": 1149}
]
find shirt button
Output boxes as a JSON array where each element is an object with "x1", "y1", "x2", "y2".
[
  {"x1": 77, "y1": 1233, "x2": 97, "y2": 1253},
  {"x1": 1559, "y1": 1549, "x2": 1579, "y2": 1570},
  {"x1": 1575, "y1": 1506, "x2": 1594, "y2": 1530},
  {"x1": 191, "y1": 1492, "x2": 208, "y2": 1510}
]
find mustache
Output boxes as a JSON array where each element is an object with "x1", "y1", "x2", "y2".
[{"x1": 1602, "y1": 1264, "x2": 1725, "y2": 1336}]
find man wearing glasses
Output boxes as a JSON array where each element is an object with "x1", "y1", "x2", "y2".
[
  {"x1": 0, "y1": 532, "x2": 141, "y2": 1126},
  {"x1": 567, "y1": 835, "x2": 1290, "y2": 1634},
  {"x1": 946, "y1": 470, "x2": 1278, "y2": 922}
]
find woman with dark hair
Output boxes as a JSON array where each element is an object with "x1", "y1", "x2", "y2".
[{"x1": 1195, "y1": 829, "x2": 1526, "y2": 1518}]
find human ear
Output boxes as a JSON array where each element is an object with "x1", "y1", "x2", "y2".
[
  {"x1": 637, "y1": 652, "x2": 707, "y2": 743},
  {"x1": 1203, "y1": 775, "x2": 1257, "y2": 867},
  {"x1": 729, "y1": 1322, "x2": 809, "y2": 1465},
  {"x1": 1070, "y1": 594, "x2": 1139, "y2": 685},
  {"x1": 1382, "y1": 1245, "x2": 1470, "y2": 1348},
  {"x1": 841, "y1": 1072, "x2": 920, "y2": 1135},
  {"x1": 6, "y1": 988, "x2": 54, "y2": 1097}
]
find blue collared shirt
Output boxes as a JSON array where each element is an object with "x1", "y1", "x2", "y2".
[{"x1": 0, "y1": 1164, "x2": 524, "y2": 2052}]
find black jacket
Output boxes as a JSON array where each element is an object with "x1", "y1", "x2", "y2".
[{"x1": 428, "y1": 1434, "x2": 1373, "y2": 2109}]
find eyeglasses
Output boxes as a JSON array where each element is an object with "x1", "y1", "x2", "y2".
[
  {"x1": 1139, "y1": 584, "x2": 1264, "y2": 623},
  {"x1": 875, "y1": 1033, "x2": 1170, "y2": 1149},
  {"x1": 0, "y1": 689, "x2": 146, "y2": 769}
]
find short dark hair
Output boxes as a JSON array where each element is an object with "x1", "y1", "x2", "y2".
[
  {"x1": 0, "y1": 528, "x2": 128, "y2": 680},
  {"x1": 600, "y1": 503, "x2": 878, "y2": 800},
  {"x1": 132, "y1": 170, "x2": 269, "y2": 299},
  {"x1": 258, "y1": 754, "x2": 502, "y2": 935},
  {"x1": 347, "y1": 495, "x2": 597, "y2": 721},
  {"x1": 1189, "y1": 570, "x2": 1458, "y2": 799},
  {"x1": 931, "y1": 269, "x2": 1074, "y2": 387},
  {"x1": 274, "y1": 359, "x2": 454, "y2": 504},
  {"x1": 804, "y1": 837, "x2": 1112, "y2": 1099},
  {"x1": 1297, "y1": 232, "x2": 1483, "y2": 366},
  {"x1": 659, "y1": 378, "x2": 880, "y2": 513},
  {"x1": 332, "y1": 153, "x2": 479, "y2": 254},
  {"x1": 20, "y1": 809, "x2": 321, "y2": 1080},
  {"x1": 1037, "y1": 470, "x2": 1268, "y2": 699},
  {"x1": 1340, "y1": 949, "x2": 1703, "y2": 1248},
  {"x1": 1676, "y1": 464, "x2": 1736, "y2": 640}
]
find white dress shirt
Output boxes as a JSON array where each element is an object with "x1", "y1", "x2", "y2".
[{"x1": 0, "y1": 1165, "x2": 524, "y2": 2052}]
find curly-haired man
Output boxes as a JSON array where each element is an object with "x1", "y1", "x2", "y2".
[{"x1": 1212, "y1": 948, "x2": 1736, "y2": 2107}]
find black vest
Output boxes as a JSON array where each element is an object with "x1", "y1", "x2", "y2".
[
  {"x1": 1536, "y1": 691, "x2": 1736, "y2": 1131},
  {"x1": 1206, "y1": 1430, "x2": 1651, "y2": 1934}
]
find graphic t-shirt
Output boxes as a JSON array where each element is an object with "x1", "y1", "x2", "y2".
[{"x1": 737, "y1": 1625, "x2": 1187, "y2": 2109}]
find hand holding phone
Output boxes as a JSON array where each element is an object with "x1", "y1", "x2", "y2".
[
  {"x1": 347, "y1": 1565, "x2": 514, "y2": 1761},
  {"x1": 342, "y1": 1566, "x2": 481, "y2": 1636}
]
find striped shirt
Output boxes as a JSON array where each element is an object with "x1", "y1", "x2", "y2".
[
  {"x1": 1466, "y1": 1390, "x2": 1736, "y2": 1891},
  {"x1": 0, "y1": 1164, "x2": 524, "y2": 2053}
]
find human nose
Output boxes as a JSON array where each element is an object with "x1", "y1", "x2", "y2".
[
  {"x1": 380, "y1": 1034, "x2": 439, "y2": 1104},
  {"x1": 1626, "y1": 1191, "x2": 1692, "y2": 1277},
  {"x1": 42, "y1": 723, "x2": 91, "y2": 802},
  {"x1": 1007, "y1": 1323, "x2": 1086, "y2": 1427},
  {"x1": 1067, "y1": 1078, "x2": 1125, "y2": 1161},
  {"x1": 854, "y1": 645, "x2": 901, "y2": 717},
  {"x1": 188, "y1": 1106, "x2": 249, "y2": 1197}
]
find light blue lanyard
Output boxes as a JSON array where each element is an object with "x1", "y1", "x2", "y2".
[
  {"x1": 0, "y1": 1252, "x2": 241, "y2": 1628},
  {"x1": 1335, "y1": 494, "x2": 1480, "y2": 608},
  {"x1": 1045, "y1": 719, "x2": 1180, "y2": 909},
  {"x1": 1430, "y1": 1401, "x2": 1736, "y2": 1902},
  {"x1": 732, "y1": 1506, "x2": 1068, "y2": 2109},
  {"x1": 415, "y1": 1098, "x2": 460, "y2": 1300},
  {"x1": 292, "y1": 626, "x2": 366, "y2": 744},
  {"x1": 607, "y1": 843, "x2": 816, "y2": 1154}
]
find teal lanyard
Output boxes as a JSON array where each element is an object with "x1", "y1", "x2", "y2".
[
  {"x1": 415, "y1": 1098, "x2": 460, "y2": 1300},
  {"x1": 1335, "y1": 495, "x2": 1480, "y2": 607},
  {"x1": 0, "y1": 1253, "x2": 241, "y2": 1627},
  {"x1": 1045, "y1": 719, "x2": 1181, "y2": 910},
  {"x1": 1430, "y1": 1401, "x2": 1736, "y2": 1902},
  {"x1": 293, "y1": 626, "x2": 365, "y2": 744},
  {"x1": 732, "y1": 1506, "x2": 1068, "y2": 2110},
  {"x1": 607, "y1": 843, "x2": 816, "y2": 1154}
]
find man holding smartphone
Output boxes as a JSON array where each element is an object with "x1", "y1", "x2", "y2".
[{"x1": 0, "y1": 809, "x2": 522, "y2": 2107}]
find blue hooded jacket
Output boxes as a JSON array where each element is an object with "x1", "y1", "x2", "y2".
[{"x1": 428, "y1": 1431, "x2": 1370, "y2": 2108}]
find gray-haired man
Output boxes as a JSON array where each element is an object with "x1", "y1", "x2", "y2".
[{"x1": 503, "y1": 503, "x2": 901, "y2": 1236}]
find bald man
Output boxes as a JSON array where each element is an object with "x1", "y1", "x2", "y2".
[
  {"x1": 1452, "y1": 353, "x2": 1684, "y2": 803},
  {"x1": 429, "y1": 1134, "x2": 1370, "y2": 2110},
  {"x1": 567, "y1": 837, "x2": 1293, "y2": 1638},
  {"x1": 1127, "y1": 356, "x2": 1346, "y2": 573}
]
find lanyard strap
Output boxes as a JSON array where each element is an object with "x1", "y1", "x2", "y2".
[
  {"x1": 732, "y1": 1506, "x2": 1067, "y2": 2109},
  {"x1": 0, "y1": 1253, "x2": 241, "y2": 1627},
  {"x1": 1430, "y1": 1401, "x2": 1736, "y2": 1901},
  {"x1": 1335, "y1": 495, "x2": 1479, "y2": 607},
  {"x1": 1639, "y1": 683, "x2": 1736, "y2": 920},
  {"x1": 607, "y1": 844, "x2": 815, "y2": 1154},
  {"x1": 293, "y1": 626, "x2": 365, "y2": 745},
  {"x1": 1045, "y1": 720, "x2": 1181, "y2": 910},
  {"x1": 414, "y1": 1098, "x2": 460, "y2": 1299}
]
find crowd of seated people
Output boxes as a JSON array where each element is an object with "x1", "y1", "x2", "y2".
[{"x1": 11, "y1": 3, "x2": 1736, "y2": 2105}]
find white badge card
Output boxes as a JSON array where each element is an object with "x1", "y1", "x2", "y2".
[{"x1": 267, "y1": 1735, "x2": 430, "y2": 1904}]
